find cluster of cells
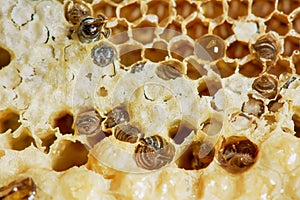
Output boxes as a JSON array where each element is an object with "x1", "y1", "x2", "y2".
[
  {"x1": 2, "y1": 1, "x2": 300, "y2": 195},
  {"x1": 59, "y1": 0, "x2": 300, "y2": 173},
  {"x1": 60, "y1": 0, "x2": 300, "y2": 102},
  {"x1": 70, "y1": 104, "x2": 258, "y2": 174},
  {"x1": 82, "y1": 0, "x2": 300, "y2": 76}
]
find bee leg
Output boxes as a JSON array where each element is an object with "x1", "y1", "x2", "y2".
[
  {"x1": 97, "y1": 14, "x2": 107, "y2": 21},
  {"x1": 101, "y1": 28, "x2": 111, "y2": 38}
]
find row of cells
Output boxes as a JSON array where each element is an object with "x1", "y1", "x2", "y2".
[
  {"x1": 66, "y1": 0, "x2": 300, "y2": 45},
  {"x1": 109, "y1": 16, "x2": 300, "y2": 58},
  {"x1": 115, "y1": 36, "x2": 300, "y2": 83},
  {"x1": 1, "y1": 102, "x2": 300, "y2": 173},
  {"x1": 74, "y1": 106, "x2": 260, "y2": 174},
  {"x1": 91, "y1": 0, "x2": 300, "y2": 23},
  {"x1": 63, "y1": 1, "x2": 300, "y2": 79},
  {"x1": 108, "y1": 7, "x2": 300, "y2": 42},
  {"x1": 0, "y1": 105, "x2": 257, "y2": 173},
  {"x1": 91, "y1": 0, "x2": 300, "y2": 35}
]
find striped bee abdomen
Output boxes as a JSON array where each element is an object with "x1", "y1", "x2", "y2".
[
  {"x1": 114, "y1": 124, "x2": 143, "y2": 143},
  {"x1": 134, "y1": 135, "x2": 175, "y2": 170}
]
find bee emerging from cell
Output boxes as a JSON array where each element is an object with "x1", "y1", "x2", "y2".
[
  {"x1": 64, "y1": 1, "x2": 113, "y2": 43},
  {"x1": 134, "y1": 135, "x2": 175, "y2": 170},
  {"x1": 216, "y1": 136, "x2": 258, "y2": 173},
  {"x1": 252, "y1": 32, "x2": 281, "y2": 64},
  {"x1": 77, "y1": 15, "x2": 112, "y2": 43}
]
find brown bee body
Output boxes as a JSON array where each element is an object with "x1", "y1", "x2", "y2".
[
  {"x1": 155, "y1": 60, "x2": 183, "y2": 80},
  {"x1": 64, "y1": 0, "x2": 92, "y2": 25},
  {"x1": 104, "y1": 106, "x2": 130, "y2": 129},
  {"x1": 75, "y1": 110, "x2": 101, "y2": 135},
  {"x1": 0, "y1": 177, "x2": 36, "y2": 199},
  {"x1": 252, "y1": 33, "x2": 281, "y2": 62},
  {"x1": 114, "y1": 124, "x2": 143, "y2": 143},
  {"x1": 77, "y1": 14, "x2": 111, "y2": 43},
  {"x1": 134, "y1": 135, "x2": 175, "y2": 170},
  {"x1": 216, "y1": 136, "x2": 258, "y2": 173},
  {"x1": 252, "y1": 74, "x2": 278, "y2": 99}
]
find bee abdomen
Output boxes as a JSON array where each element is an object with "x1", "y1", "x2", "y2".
[
  {"x1": 134, "y1": 135, "x2": 175, "y2": 170},
  {"x1": 114, "y1": 124, "x2": 143, "y2": 143}
]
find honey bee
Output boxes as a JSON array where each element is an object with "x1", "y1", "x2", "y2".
[
  {"x1": 252, "y1": 32, "x2": 281, "y2": 63},
  {"x1": 64, "y1": 1, "x2": 112, "y2": 43},
  {"x1": 216, "y1": 136, "x2": 258, "y2": 173},
  {"x1": 64, "y1": 0, "x2": 91, "y2": 25},
  {"x1": 104, "y1": 106, "x2": 130, "y2": 129},
  {"x1": 252, "y1": 74, "x2": 278, "y2": 99},
  {"x1": 77, "y1": 14, "x2": 111, "y2": 43},
  {"x1": 114, "y1": 124, "x2": 143, "y2": 143},
  {"x1": 134, "y1": 135, "x2": 175, "y2": 170},
  {"x1": 0, "y1": 177, "x2": 36, "y2": 199},
  {"x1": 75, "y1": 110, "x2": 101, "y2": 135},
  {"x1": 155, "y1": 60, "x2": 183, "y2": 80}
]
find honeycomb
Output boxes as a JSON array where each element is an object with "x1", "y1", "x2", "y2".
[{"x1": 1, "y1": 0, "x2": 300, "y2": 199}]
